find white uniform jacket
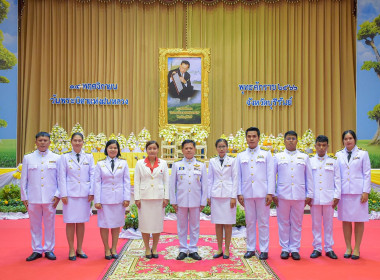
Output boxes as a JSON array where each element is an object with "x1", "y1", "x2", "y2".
[
  {"x1": 134, "y1": 158, "x2": 170, "y2": 201},
  {"x1": 169, "y1": 158, "x2": 208, "y2": 208},
  {"x1": 208, "y1": 155, "x2": 237, "y2": 199},
  {"x1": 335, "y1": 146, "x2": 371, "y2": 194},
  {"x1": 94, "y1": 157, "x2": 131, "y2": 204},
  {"x1": 235, "y1": 147, "x2": 275, "y2": 198},
  {"x1": 20, "y1": 150, "x2": 60, "y2": 203},
  {"x1": 310, "y1": 155, "x2": 341, "y2": 205},
  {"x1": 274, "y1": 149, "x2": 314, "y2": 200},
  {"x1": 58, "y1": 151, "x2": 95, "y2": 198}
]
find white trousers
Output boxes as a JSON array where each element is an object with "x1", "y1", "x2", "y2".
[
  {"x1": 28, "y1": 203, "x2": 56, "y2": 253},
  {"x1": 277, "y1": 199, "x2": 304, "y2": 253},
  {"x1": 311, "y1": 205, "x2": 334, "y2": 252},
  {"x1": 177, "y1": 207, "x2": 200, "y2": 254},
  {"x1": 244, "y1": 198, "x2": 270, "y2": 252}
]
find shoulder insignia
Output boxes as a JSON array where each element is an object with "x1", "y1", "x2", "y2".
[
  {"x1": 228, "y1": 154, "x2": 236, "y2": 158},
  {"x1": 85, "y1": 151, "x2": 92, "y2": 154},
  {"x1": 211, "y1": 155, "x2": 218, "y2": 159},
  {"x1": 63, "y1": 150, "x2": 71, "y2": 154},
  {"x1": 119, "y1": 157, "x2": 126, "y2": 160},
  {"x1": 98, "y1": 159, "x2": 105, "y2": 162},
  {"x1": 309, "y1": 154, "x2": 314, "y2": 158},
  {"x1": 196, "y1": 158, "x2": 205, "y2": 163},
  {"x1": 174, "y1": 159, "x2": 183, "y2": 163},
  {"x1": 357, "y1": 147, "x2": 367, "y2": 151},
  {"x1": 336, "y1": 148, "x2": 344, "y2": 153},
  {"x1": 299, "y1": 151, "x2": 307, "y2": 155},
  {"x1": 328, "y1": 155, "x2": 337, "y2": 160}
]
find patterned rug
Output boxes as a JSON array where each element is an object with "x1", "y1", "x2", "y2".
[{"x1": 102, "y1": 235, "x2": 279, "y2": 280}]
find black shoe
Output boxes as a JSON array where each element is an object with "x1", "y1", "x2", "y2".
[
  {"x1": 69, "y1": 255, "x2": 76, "y2": 261},
  {"x1": 326, "y1": 251, "x2": 338, "y2": 259},
  {"x1": 291, "y1": 252, "x2": 301, "y2": 260},
  {"x1": 26, "y1": 252, "x2": 42, "y2": 261},
  {"x1": 105, "y1": 255, "x2": 112, "y2": 260},
  {"x1": 259, "y1": 252, "x2": 268, "y2": 260},
  {"x1": 151, "y1": 250, "x2": 158, "y2": 259},
  {"x1": 189, "y1": 252, "x2": 202, "y2": 260},
  {"x1": 176, "y1": 252, "x2": 187, "y2": 260},
  {"x1": 351, "y1": 254, "x2": 360, "y2": 260},
  {"x1": 112, "y1": 254, "x2": 119, "y2": 259},
  {"x1": 223, "y1": 254, "x2": 230, "y2": 259},
  {"x1": 310, "y1": 250, "x2": 322, "y2": 258},
  {"x1": 76, "y1": 251, "x2": 88, "y2": 259},
  {"x1": 213, "y1": 252, "x2": 223, "y2": 259},
  {"x1": 280, "y1": 251, "x2": 289, "y2": 259},
  {"x1": 244, "y1": 251, "x2": 255, "y2": 259},
  {"x1": 45, "y1": 252, "x2": 56, "y2": 260},
  {"x1": 344, "y1": 250, "x2": 352, "y2": 258}
]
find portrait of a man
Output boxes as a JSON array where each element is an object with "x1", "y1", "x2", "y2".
[{"x1": 168, "y1": 60, "x2": 194, "y2": 102}]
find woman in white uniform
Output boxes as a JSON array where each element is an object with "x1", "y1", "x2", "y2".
[
  {"x1": 336, "y1": 130, "x2": 371, "y2": 260},
  {"x1": 134, "y1": 141, "x2": 169, "y2": 259},
  {"x1": 208, "y1": 139, "x2": 237, "y2": 259},
  {"x1": 94, "y1": 140, "x2": 130, "y2": 260},
  {"x1": 58, "y1": 132, "x2": 95, "y2": 261}
]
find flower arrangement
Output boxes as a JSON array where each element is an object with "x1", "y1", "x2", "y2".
[
  {"x1": 49, "y1": 124, "x2": 70, "y2": 154},
  {"x1": 127, "y1": 132, "x2": 137, "y2": 151},
  {"x1": 71, "y1": 122, "x2": 84, "y2": 136},
  {"x1": 124, "y1": 204, "x2": 139, "y2": 230},
  {"x1": 193, "y1": 129, "x2": 208, "y2": 144},
  {"x1": 159, "y1": 128, "x2": 176, "y2": 143},
  {"x1": 12, "y1": 164, "x2": 22, "y2": 180},
  {"x1": 84, "y1": 133, "x2": 97, "y2": 152},
  {"x1": 297, "y1": 128, "x2": 316, "y2": 153},
  {"x1": 190, "y1": 125, "x2": 201, "y2": 135},
  {"x1": 176, "y1": 130, "x2": 189, "y2": 144},
  {"x1": 95, "y1": 133, "x2": 107, "y2": 151},
  {"x1": 0, "y1": 184, "x2": 27, "y2": 213},
  {"x1": 138, "y1": 127, "x2": 151, "y2": 141},
  {"x1": 116, "y1": 134, "x2": 127, "y2": 150}
]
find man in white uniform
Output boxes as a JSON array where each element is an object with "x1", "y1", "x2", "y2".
[
  {"x1": 20, "y1": 132, "x2": 60, "y2": 261},
  {"x1": 170, "y1": 140, "x2": 208, "y2": 261},
  {"x1": 310, "y1": 135, "x2": 341, "y2": 259},
  {"x1": 273, "y1": 130, "x2": 313, "y2": 260},
  {"x1": 236, "y1": 127, "x2": 275, "y2": 260}
]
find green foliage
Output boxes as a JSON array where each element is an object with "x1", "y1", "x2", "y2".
[
  {"x1": 124, "y1": 204, "x2": 139, "y2": 229},
  {"x1": 270, "y1": 201, "x2": 277, "y2": 209},
  {"x1": 0, "y1": 183, "x2": 20, "y2": 200},
  {"x1": 356, "y1": 140, "x2": 380, "y2": 168},
  {"x1": 233, "y1": 205, "x2": 246, "y2": 227},
  {"x1": 357, "y1": 20, "x2": 380, "y2": 41},
  {"x1": 0, "y1": 0, "x2": 10, "y2": 24},
  {"x1": 0, "y1": 139, "x2": 16, "y2": 167},
  {"x1": 368, "y1": 189, "x2": 380, "y2": 213},
  {"x1": 0, "y1": 76, "x2": 8, "y2": 83},
  {"x1": 168, "y1": 103, "x2": 202, "y2": 124},
  {"x1": 201, "y1": 205, "x2": 211, "y2": 215},
  {"x1": 361, "y1": 61, "x2": 380, "y2": 72},
  {"x1": 0, "y1": 184, "x2": 27, "y2": 213},
  {"x1": 368, "y1": 104, "x2": 380, "y2": 121},
  {"x1": 0, "y1": 30, "x2": 17, "y2": 72},
  {"x1": 165, "y1": 203, "x2": 176, "y2": 214},
  {"x1": 0, "y1": 118, "x2": 7, "y2": 127}
]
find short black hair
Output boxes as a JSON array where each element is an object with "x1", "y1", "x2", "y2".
[
  {"x1": 284, "y1": 130, "x2": 297, "y2": 139},
  {"x1": 181, "y1": 60, "x2": 190, "y2": 68},
  {"x1": 35, "y1": 132, "x2": 50, "y2": 139},
  {"x1": 245, "y1": 127, "x2": 260, "y2": 137},
  {"x1": 215, "y1": 138, "x2": 228, "y2": 148},
  {"x1": 315, "y1": 135, "x2": 328, "y2": 144},
  {"x1": 104, "y1": 140, "x2": 121, "y2": 158},
  {"x1": 71, "y1": 132, "x2": 84, "y2": 141},
  {"x1": 146, "y1": 140, "x2": 159, "y2": 150},
  {"x1": 342, "y1": 130, "x2": 357, "y2": 144},
  {"x1": 182, "y1": 139, "x2": 196, "y2": 149}
]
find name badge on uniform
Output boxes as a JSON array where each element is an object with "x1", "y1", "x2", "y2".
[
  {"x1": 49, "y1": 161, "x2": 56, "y2": 163},
  {"x1": 326, "y1": 163, "x2": 333, "y2": 166},
  {"x1": 179, "y1": 166, "x2": 185, "y2": 170},
  {"x1": 353, "y1": 156, "x2": 360, "y2": 160},
  {"x1": 194, "y1": 164, "x2": 201, "y2": 171},
  {"x1": 297, "y1": 157, "x2": 304, "y2": 160},
  {"x1": 83, "y1": 162, "x2": 89, "y2": 165},
  {"x1": 225, "y1": 164, "x2": 231, "y2": 167},
  {"x1": 257, "y1": 155, "x2": 264, "y2": 159},
  {"x1": 117, "y1": 166, "x2": 122, "y2": 169}
]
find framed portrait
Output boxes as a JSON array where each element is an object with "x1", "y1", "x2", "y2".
[{"x1": 159, "y1": 48, "x2": 210, "y2": 131}]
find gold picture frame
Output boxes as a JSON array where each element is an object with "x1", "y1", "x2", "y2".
[{"x1": 159, "y1": 48, "x2": 210, "y2": 132}]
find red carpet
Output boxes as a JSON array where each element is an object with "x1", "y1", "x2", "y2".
[{"x1": 1, "y1": 216, "x2": 380, "y2": 280}]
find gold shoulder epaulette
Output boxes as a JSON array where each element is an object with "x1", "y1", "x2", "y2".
[
  {"x1": 211, "y1": 155, "x2": 218, "y2": 159},
  {"x1": 309, "y1": 154, "x2": 314, "y2": 158},
  {"x1": 63, "y1": 150, "x2": 71, "y2": 154},
  {"x1": 85, "y1": 151, "x2": 92, "y2": 154},
  {"x1": 196, "y1": 158, "x2": 205, "y2": 163},
  {"x1": 119, "y1": 157, "x2": 126, "y2": 160},
  {"x1": 357, "y1": 146, "x2": 367, "y2": 151},
  {"x1": 98, "y1": 158, "x2": 105, "y2": 162},
  {"x1": 336, "y1": 148, "x2": 344, "y2": 153},
  {"x1": 174, "y1": 159, "x2": 183, "y2": 162},
  {"x1": 228, "y1": 154, "x2": 236, "y2": 158},
  {"x1": 328, "y1": 155, "x2": 337, "y2": 160}
]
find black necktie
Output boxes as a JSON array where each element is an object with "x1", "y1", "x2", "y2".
[
  {"x1": 347, "y1": 151, "x2": 352, "y2": 162},
  {"x1": 76, "y1": 153, "x2": 80, "y2": 163},
  {"x1": 111, "y1": 159, "x2": 114, "y2": 171},
  {"x1": 220, "y1": 159, "x2": 224, "y2": 166}
]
